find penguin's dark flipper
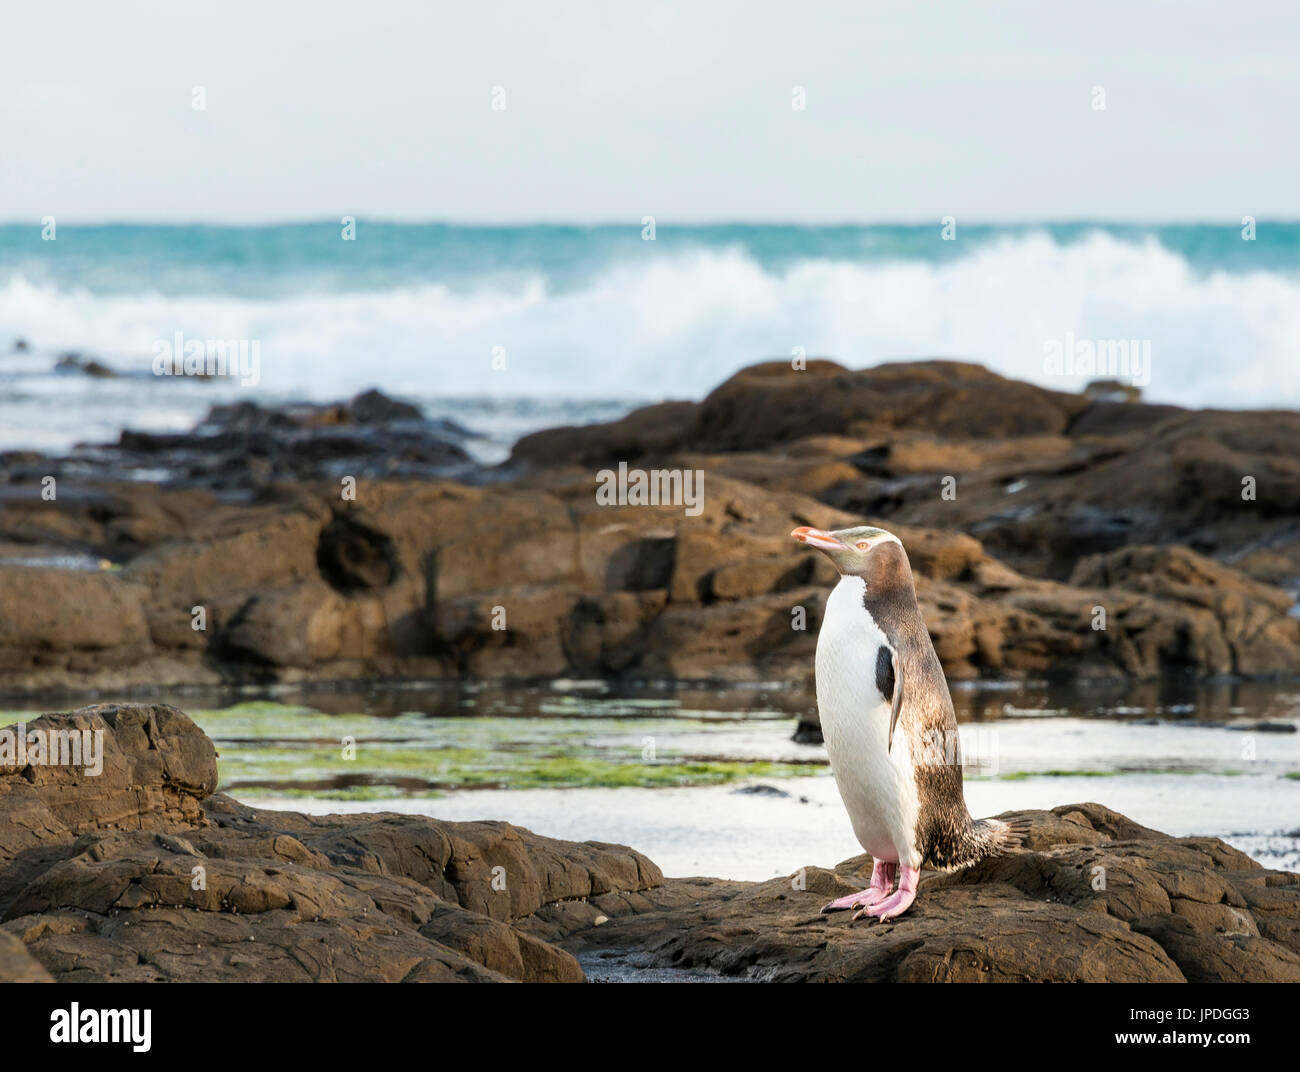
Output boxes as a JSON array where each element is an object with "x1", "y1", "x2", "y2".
[{"x1": 886, "y1": 648, "x2": 903, "y2": 752}]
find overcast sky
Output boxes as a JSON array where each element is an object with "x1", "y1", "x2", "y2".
[{"x1": 3, "y1": 0, "x2": 1297, "y2": 223}]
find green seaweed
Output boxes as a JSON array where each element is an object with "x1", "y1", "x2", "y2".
[
  {"x1": 989, "y1": 766, "x2": 1207, "y2": 781},
  {"x1": 186, "y1": 700, "x2": 820, "y2": 799}
]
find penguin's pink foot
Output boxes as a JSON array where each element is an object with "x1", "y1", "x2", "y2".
[
  {"x1": 821, "y1": 860, "x2": 896, "y2": 913},
  {"x1": 855, "y1": 864, "x2": 919, "y2": 921}
]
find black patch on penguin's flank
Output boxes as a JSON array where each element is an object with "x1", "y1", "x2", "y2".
[{"x1": 875, "y1": 645, "x2": 894, "y2": 701}]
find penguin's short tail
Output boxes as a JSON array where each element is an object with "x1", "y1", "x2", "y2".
[
  {"x1": 974, "y1": 815, "x2": 1031, "y2": 857},
  {"x1": 929, "y1": 814, "x2": 1032, "y2": 871},
  {"x1": 949, "y1": 815, "x2": 1030, "y2": 869}
]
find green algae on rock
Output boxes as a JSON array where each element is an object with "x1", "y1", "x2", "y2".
[{"x1": 186, "y1": 701, "x2": 819, "y2": 799}]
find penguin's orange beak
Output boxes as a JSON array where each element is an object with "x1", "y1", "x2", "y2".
[{"x1": 791, "y1": 526, "x2": 847, "y2": 552}]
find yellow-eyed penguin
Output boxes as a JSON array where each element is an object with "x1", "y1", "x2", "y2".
[{"x1": 791, "y1": 524, "x2": 1019, "y2": 920}]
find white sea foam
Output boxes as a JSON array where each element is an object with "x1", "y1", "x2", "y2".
[{"x1": 1, "y1": 231, "x2": 1297, "y2": 415}]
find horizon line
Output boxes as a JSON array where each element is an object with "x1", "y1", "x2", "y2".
[{"x1": 1, "y1": 215, "x2": 1295, "y2": 230}]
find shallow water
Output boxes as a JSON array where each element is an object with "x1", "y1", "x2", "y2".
[{"x1": 5, "y1": 677, "x2": 1298, "y2": 875}]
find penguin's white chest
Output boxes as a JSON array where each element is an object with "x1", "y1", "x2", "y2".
[{"x1": 815, "y1": 575, "x2": 921, "y2": 867}]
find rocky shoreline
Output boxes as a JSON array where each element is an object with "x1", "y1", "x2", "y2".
[
  {"x1": 1, "y1": 703, "x2": 1297, "y2": 983},
  {"x1": 1, "y1": 359, "x2": 1298, "y2": 701}
]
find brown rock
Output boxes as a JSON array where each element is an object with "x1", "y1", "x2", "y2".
[
  {"x1": 0, "y1": 703, "x2": 217, "y2": 866},
  {"x1": 512, "y1": 401, "x2": 700, "y2": 468},
  {"x1": 123, "y1": 502, "x2": 329, "y2": 653},
  {"x1": 0, "y1": 929, "x2": 52, "y2": 982},
  {"x1": 0, "y1": 566, "x2": 152, "y2": 673},
  {"x1": 557, "y1": 802, "x2": 1300, "y2": 983},
  {"x1": 0, "y1": 705, "x2": 660, "y2": 983},
  {"x1": 1070, "y1": 545, "x2": 1300, "y2": 674},
  {"x1": 218, "y1": 580, "x2": 386, "y2": 667},
  {"x1": 3, "y1": 360, "x2": 1299, "y2": 692},
  {"x1": 690, "y1": 360, "x2": 1088, "y2": 451}
]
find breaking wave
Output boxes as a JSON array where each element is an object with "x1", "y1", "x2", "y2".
[{"x1": 1, "y1": 228, "x2": 1298, "y2": 417}]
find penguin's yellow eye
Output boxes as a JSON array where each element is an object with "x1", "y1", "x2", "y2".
[{"x1": 857, "y1": 541, "x2": 870, "y2": 550}]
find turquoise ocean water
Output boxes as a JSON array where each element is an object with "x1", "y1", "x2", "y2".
[{"x1": 1, "y1": 222, "x2": 1297, "y2": 454}]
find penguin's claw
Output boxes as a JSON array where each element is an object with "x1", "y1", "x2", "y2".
[
  {"x1": 854, "y1": 891, "x2": 914, "y2": 921},
  {"x1": 821, "y1": 887, "x2": 887, "y2": 913}
]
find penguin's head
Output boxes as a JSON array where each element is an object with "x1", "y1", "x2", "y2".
[{"x1": 790, "y1": 524, "x2": 904, "y2": 576}]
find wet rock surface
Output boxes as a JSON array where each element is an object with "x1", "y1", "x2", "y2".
[
  {"x1": 2, "y1": 707, "x2": 1296, "y2": 983},
  {"x1": 0, "y1": 366, "x2": 1297, "y2": 693}
]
